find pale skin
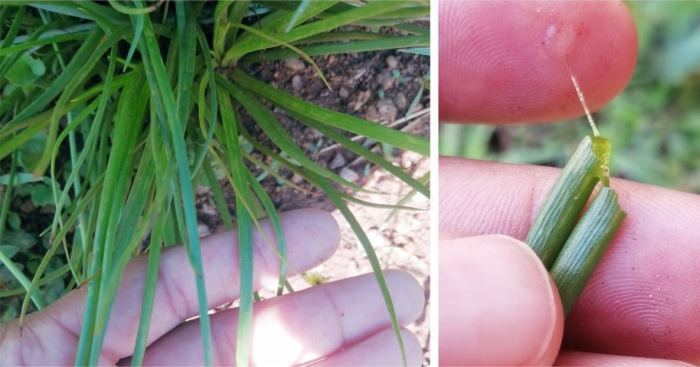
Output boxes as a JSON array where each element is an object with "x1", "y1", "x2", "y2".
[
  {"x1": 440, "y1": 1, "x2": 698, "y2": 366},
  {"x1": 0, "y1": 210, "x2": 425, "y2": 365}
]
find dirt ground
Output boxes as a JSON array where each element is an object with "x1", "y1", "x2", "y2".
[{"x1": 197, "y1": 47, "x2": 432, "y2": 364}]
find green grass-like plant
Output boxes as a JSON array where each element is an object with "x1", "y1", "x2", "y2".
[{"x1": 0, "y1": 2, "x2": 430, "y2": 365}]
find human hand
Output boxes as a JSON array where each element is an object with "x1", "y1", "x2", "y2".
[
  {"x1": 0, "y1": 209, "x2": 425, "y2": 366},
  {"x1": 439, "y1": 1, "x2": 698, "y2": 365}
]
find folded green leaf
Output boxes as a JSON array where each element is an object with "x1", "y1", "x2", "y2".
[
  {"x1": 550, "y1": 186, "x2": 626, "y2": 316},
  {"x1": 525, "y1": 136, "x2": 610, "y2": 269}
]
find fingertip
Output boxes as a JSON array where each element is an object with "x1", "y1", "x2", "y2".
[
  {"x1": 439, "y1": 1, "x2": 637, "y2": 123},
  {"x1": 439, "y1": 235, "x2": 564, "y2": 365},
  {"x1": 384, "y1": 269, "x2": 426, "y2": 326},
  {"x1": 400, "y1": 328, "x2": 425, "y2": 366},
  {"x1": 554, "y1": 351, "x2": 695, "y2": 366},
  {"x1": 279, "y1": 209, "x2": 340, "y2": 273}
]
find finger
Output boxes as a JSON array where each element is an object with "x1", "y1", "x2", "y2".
[
  {"x1": 439, "y1": 1, "x2": 637, "y2": 123},
  {"x1": 1, "y1": 209, "x2": 339, "y2": 365},
  {"x1": 439, "y1": 157, "x2": 700, "y2": 363},
  {"x1": 554, "y1": 350, "x2": 693, "y2": 366},
  {"x1": 136, "y1": 270, "x2": 425, "y2": 366},
  {"x1": 309, "y1": 328, "x2": 423, "y2": 367},
  {"x1": 439, "y1": 235, "x2": 563, "y2": 366}
]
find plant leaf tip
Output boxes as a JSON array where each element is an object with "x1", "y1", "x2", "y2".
[{"x1": 570, "y1": 74, "x2": 599, "y2": 137}]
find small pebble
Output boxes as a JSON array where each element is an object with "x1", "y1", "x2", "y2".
[
  {"x1": 353, "y1": 90, "x2": 371, "y2": 111},
  {"x1": 364, "y1": 105, "x2": 380, "y2": 122},
  {"x1": 340, "y1": 167, "x2": 360, "y2": 182},
  {"x1": 291, "y1": 173, "x2": 304, "y2": 184},
  {"x1": 354, "y1": 68, "x2": 367, "y2": 80},
  {"x1": 394, "y1": 92, "x2": 408, "y2": 110},
  {"x1": 200, "y1": 203, "x2": 218, "y2": 216},
  {"x1": 292, "y1": 75, "x2": 303, "y2": 90},
  {"x1": 406, "y1": 64, "x2": 416, "y2": 74},
  {"x1": 196, "y1": 185, "x2": 210, "y2": 196},
  {"x1": 329, "y1": 153, "x2": 346, "y2": 170},
  {"x1": 197, "y1": 223, "x2": 211, "y2": 237},
  {"x1": 310, "y1": 128, "x2": 323, "y2": 138},
  {"x1": 376, "y1": 98, "x2": 398, "y2": 122},
  {"x1": 378, "y1": 69, "x2": 394, "y2": 91},
  {"x1": 386, "y1": 55, "x2": 398, "y2": 69},
  {"x1": 339, "y1": 87, "x2": 349, "y2": 98},
  {"x1": 284, "y1": 58, "x2": 305, "y2": 72}
]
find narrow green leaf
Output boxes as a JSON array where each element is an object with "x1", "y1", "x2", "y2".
[
  {"x1": 0, "y1": 6, "x2": 11, "y2": 40},
  {"x1": 225, "y1": 21, "x2": 330, "y2": 89},
  {"x1": 340, "y1": 193, "x2": 426, "y2": 211},
  {"x1": 289, "y1": 31, "x2": 393, "y2": 45},
  {"x1": 245, "y1": 170, "x2": 288, "y2": 296},
  {"x1": 176, "y1": 2, "x2": 197, "y2": 125},
  {"x1": 49, "y1": 46, "x2": 121, "y2": 261},
  {"x1": 241, "y1": 34, "x2": 429, "y2": 64},
  {"x1": 0, "y1": 6, "x2": 25, "y2": 68},
  {"x1": 285, "y1": 0, "x2": 314, "y2": 32},
  {"x1": 240, "y1": 150, "x2": 311, "y2": 194},
  {"x1": 130, "y1": 137, "x2": 177, "y2": 366},
  {"x1": 306, "y1": 171, "x2": 407, "y2": 367},
  {"x1": 225, "y1": 1, "x2": 407, "y2": 61},
  {"x1": 12, "y1": 1, "x2": 130, "y2": 24},
  {"x1": 123, "y1": 14, "x2": 143, "y2": 72},
  {"x1": 216, "y1": 86, "x2": 255, "y2": 367},
  {"x1": 525, "y1": 136, "x2": 610, "y2": 269},
  {"x1": 189, "y1": 22, "x2": 219, "y2": 179},
  {"x1": 229, "y1": 1, "x2": 337, "y2": 53},
  {"x1": 229, "y1": 70, "x2": 429, "y2": 156},
  {"x1": 226, "y1": 0, "x2": 251, "y2": 48},
  {"x1": 383, "y1": 171, "x2": 430, "y2": 225},
  {"x1": 398, "y1": 47, "x2": 430, "y2": 56},
  {"x1": 10, "y1": 27, "x2": 129, "y2": 179},
  {"x1": 108, "y1": 0, "x2": 159, "y2": 15},
  {"x1": 0, "y1": 30, "x2": 89, "y2": 57},
  {"x1": 134, "y1": 1, "x2": 213, "y2": 363},
  {"x1": 202, "y1": 158, "x2": 234, "y2": 229},
  {"x1": 212, "y1": 1, "x2": 231, "y2": 59},
  {"x1": 79, "y1": 79, "x2": 149, "y2": 366},
  {"x1": 218, "y1": 77, "x2": 371, "y2": 192},
  {"x1": 550, "y1": 187, "x2": 626, "y2": 316},
  {"x1": 131, "y1": 208, "x2": 167, "y2": 366},
  {"x1": 287, "y1": 109, "x2": 429, "y2": 198}
]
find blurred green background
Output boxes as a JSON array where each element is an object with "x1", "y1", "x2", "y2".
[{"x1": 439, "y1": 2, "x2": 700, "y2": 194}]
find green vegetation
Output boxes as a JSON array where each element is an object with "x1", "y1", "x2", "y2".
[
  {"x1": 523, "y1": 135, "x2": 626, "y2": 317},
  {"x1": 440, "y1": 2, "x2": 700, "y2": 194},
  {"x1": 550, "y1": 186, "x2": 626, "y2": 317},
  {"x1": 0, "y1": 1, "x2": 429, "y2": 365}
]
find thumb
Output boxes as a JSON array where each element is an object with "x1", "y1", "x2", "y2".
[{"x1": 439, "y1": 234, "x2": 564, "y2": 366}]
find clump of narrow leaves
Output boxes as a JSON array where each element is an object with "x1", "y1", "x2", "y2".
[{"x1": 0, "y1": 1, "x2": 429, "y2": 365}]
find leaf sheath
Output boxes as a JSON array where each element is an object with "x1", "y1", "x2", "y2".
[
  {"x1": 550, "y1": 186, "x2": 626, "y2": 316},
  {"x1": 525, "y1": 136, "x2": 610, "y2": 269}
]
